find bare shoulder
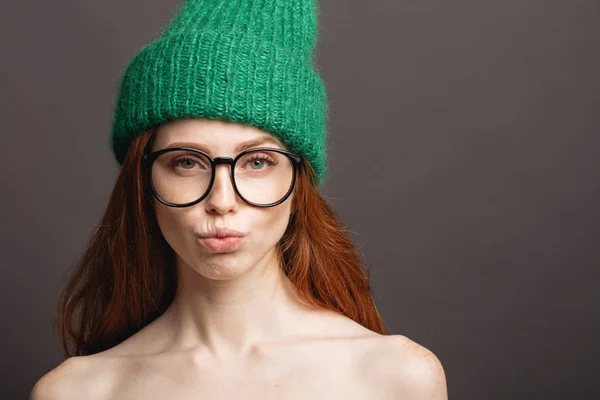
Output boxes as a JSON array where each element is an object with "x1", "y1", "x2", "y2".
[
  {"x1": 359, "y1": 334, "x2": 448, "y2": 400},
  {"x1": 30, "y1": 355, "x2": 116, "y2": 400}
]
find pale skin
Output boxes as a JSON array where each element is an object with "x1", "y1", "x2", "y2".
[{"x1": 31, "y1": 118, "x2": 448, "y2": 400}]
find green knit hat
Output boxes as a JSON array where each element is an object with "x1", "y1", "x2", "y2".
[{"x1": 110, "y1": 0, "x2": 329, "y2": 188}]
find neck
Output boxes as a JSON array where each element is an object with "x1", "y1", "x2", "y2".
[{"x1": 160, "y1": 247, "x2": 317, "y2": 359}]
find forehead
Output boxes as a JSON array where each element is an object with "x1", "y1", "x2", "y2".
[{"x1": 151, "y1": 118, "x2": 288, "y2": 154}]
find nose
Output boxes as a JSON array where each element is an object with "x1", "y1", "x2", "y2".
[{"x1": 204, "y1": 163, "x2": 239, "y2": 214}]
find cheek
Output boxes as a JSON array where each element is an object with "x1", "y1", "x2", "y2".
[
  {"x1": 254, "y1": 199, "x2": 293, "y2": 244},
  {"x1": 153, "y1": 201, "x2": 191, "y2": 251}
]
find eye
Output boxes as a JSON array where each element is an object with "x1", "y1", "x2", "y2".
[
  {"x1": 244, "y1": 153, "x2": 278, "y2": 170},
  {"x1": 169, "y1": 156, "x2": 207, "y2": 170}
]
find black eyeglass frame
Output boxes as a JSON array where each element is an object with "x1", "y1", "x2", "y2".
[{"x1": 141, "y1": 147, "x2": 302, "y2": 208}]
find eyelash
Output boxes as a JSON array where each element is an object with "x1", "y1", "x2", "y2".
[{"x1": 244, "y1": 153, "x2": 278, "y2": 166}]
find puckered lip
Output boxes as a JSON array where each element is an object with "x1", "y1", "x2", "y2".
[{"x1": 198, "y1": 226, "x2": 248, "y2": 238}]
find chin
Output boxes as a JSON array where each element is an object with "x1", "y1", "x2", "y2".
[{"x1": 189, "y1": 251, "x2": 254, "y2": 280}]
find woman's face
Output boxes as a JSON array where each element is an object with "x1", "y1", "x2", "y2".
[{"x1": 149, "y1": 118, "x2": 295, "y2": 280}]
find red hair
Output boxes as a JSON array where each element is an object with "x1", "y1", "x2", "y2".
[{"x1": 54, "y1": 128, "x2": 390, "y2": 357}]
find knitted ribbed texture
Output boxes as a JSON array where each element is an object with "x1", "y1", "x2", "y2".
[{"x1": 110, "y1": 0, "x2": 329, "y2": 188}]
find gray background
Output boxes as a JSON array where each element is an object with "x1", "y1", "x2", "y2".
[{"x1": 1, "y1": 0, "x2": 599, "y2": 399}]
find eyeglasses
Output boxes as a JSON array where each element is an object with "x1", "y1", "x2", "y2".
[{"x1": 141, "y1": 147, "x2": 302, "y2": 208}]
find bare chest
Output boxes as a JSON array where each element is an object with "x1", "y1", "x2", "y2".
[
  {"x1": 108, "y1": 345, "x2": 382, "y2": 400},
  {"x1": 112, "y1": 368, "x2": 373, "y2": 400}
]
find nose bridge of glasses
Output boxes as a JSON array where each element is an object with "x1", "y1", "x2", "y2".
[
  {"x1": 213, "y1": 157, "x2": 235, "y2": 166},
  {"x1": 211, "y1": 157, "x2": 236, "y2": 189},
  {"x1": 213, "y1": 157, "x2": 235, "y2": 175}
]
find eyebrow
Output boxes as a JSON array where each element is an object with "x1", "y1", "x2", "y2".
[{"x1": 164, "y1": 136, "x2": 284, "y2": 154}]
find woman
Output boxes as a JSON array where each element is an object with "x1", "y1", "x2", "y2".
[{"x1": 31, "y1": 0, "x2": 447, "y2": 399}]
